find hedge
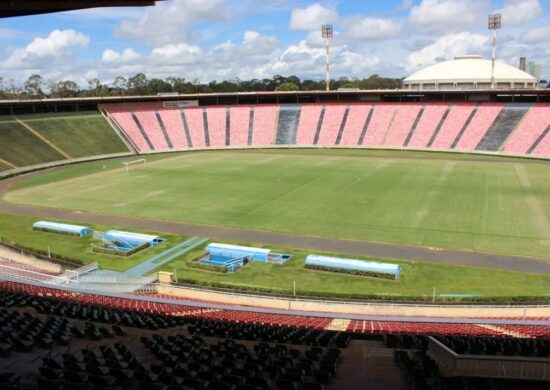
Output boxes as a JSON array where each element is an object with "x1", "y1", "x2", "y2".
[
  {"x1": 0, "y1": 239, "x2": 83, "y2": 267},
  {"x1": 305, "y1": 263, "x2": 396, "y2": 280}
]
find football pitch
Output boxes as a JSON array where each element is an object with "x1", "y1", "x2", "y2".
[{"x1": 6, "y1": 149, "x2": 550, "y2": 259}]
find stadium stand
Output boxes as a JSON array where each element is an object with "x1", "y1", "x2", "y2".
[
  {"x1": 361, "y1": 104, "x2": 397, "y2": 146},
  {"x1": 134, "y1": 110, "x2": 170, "y2": 150},
  {"x1": 0, "y1": 118, "x2": 64, "y2": 167},
  {"x1": 2, "y1": 101, "x2": 550, "y2": 174},
  {"x1": 109, "y1": 110, "x2": 152, "y2": 152},
  {"x1": 296, "y1": 104, "x2": 323, "y2": 145},
  {"x1": 317, "y1": 104, "x2": 347, "y2": 146},
  {"x1": 431, "y1": 104, "x2": 476, "y2": 149},
  {"x1": 206, "y1": 106, "x2": 227, "y2": 147},
  {"x1": 230, "y1": 106, "x2": 251, "y2": 147},
  {"x1": 183, "y1": 107, "x2": 208, "y2": 148},
  {"x1": 157, "y1": 108, "x2": 189, "y2": 149},
  {"x1": 15, "y1": 113, "x2": 129, "y2": 158},
  {"x1": 454, "y1": 103, "x2": 503, "y2": 151},
  {"x1": 383, "y1": 104, "x2": 422, "y2": 147},
  {"x1": 406, "y1": 104, "x2": 448, "y2": 148},
  {"x1": 252, "y1": 105, "x2": 278, "y2": 146},
  {"x1": 502, "y1": 103, "x2": 550, "y2": 154}
]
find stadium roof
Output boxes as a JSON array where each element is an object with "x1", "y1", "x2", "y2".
[
  {"x1": 0, "y1": 1, "x2": 163, "y2": 18},
  {"x1": 404, "y1": 55, "x2": 537, "y2": 88}
]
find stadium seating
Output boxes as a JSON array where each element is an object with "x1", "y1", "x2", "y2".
[
  {"x1": 230, "y1": 106, "x2": 251, "y2": 147},
  {"x1": 296, "y1": 104, "x2": 322, "y2": 145},
  {"x1": 316, "y1": 104, "x2": 346, "y2": 146},
  {"x1": 431, "y1": 104, "x2": 476, "y2": 149},
  {"x1": 157, "y1": 108, "x2": 189, "y2": 149},
  {"x1": 109, "y1": 110, "x2": 152, "y2": 152},
  {"x1": 502, "y1": 103, "x2": 550, "y2": 154},
  {"x1": 183, "y1": 107, "x2": 207, "y2": 147},
  {"x1": 361, "y1": 104, "x2": 397, "y2": 146},
  {"x1": 383, "y1": 104, "x2": 422, "y2": 147},
  {"x1": 251, "y1": 105, "x2": 277, "y2": 146},
  {"x1": 454, "y1": 103, "x2": 503, "y2": 151},
  {"x1": 339, "y1": 104, "x2": 372, "y2": 146},
  {"x1": 3, "y1": 101, "x2": 549, "y2": 173},
  {"x1": 207, "y1": 106, "x2": 228, "y2": 147},
  {"x1": 134, "y1": 110, "x2": 170, "y2": 150}
]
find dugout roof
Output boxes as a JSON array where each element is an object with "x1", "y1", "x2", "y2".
[{"x1": 0, "y1": 1, "x2": 163, "y2": 18}]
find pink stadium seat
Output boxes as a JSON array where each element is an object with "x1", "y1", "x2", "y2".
[
  {"x1": 109, "y1": 111, "x2": 151, "y2": 152},
  {"x1": 252, "y1": 105, "x2": 277, "y2": 146},
  {"x1": 431, "y1": 104, "x2": 475, "y2": 149},
  {"x1": 134, "y1": 110, "x2": 170, "y2": 150},
  {"x1": 183, "y1": 107, "x2": 206, "y2": 147},
  {"x1": 502, "y1": 104, "x2": 550, "y2": 154},
  {"x1": 361, "y1": 104, "x2": 397, "y2": 146},
  {"x1": 531, "y1": 130, "x2": 550, "y2": 157},
  {"x1": 383, "y1": 104, "x2": 422, "y2": 147},
  {"x1": 407, "y1": 104, "x2": 448, "y2": 148},
  {"x1": 206, "y1": 106, "x2": 227, "y2": 147},
  {"x1": 230, "y1": 106, "x2": 251, "y2": 147},
  {"x1": 317, "y1": 104, "x2": 346, "y2": 146},
  {"x1": 295, "y1": 104, "x2": 322, "y2": 145},
  {"x1": 455, "y1": 103, "x2": 503, "y2": 151},
  {"x1": 157, "y1": 109, "x2": 188, "y2": 149},
  {"x1": 339, "y1": 104, "x2": 371, "y2": 146}
]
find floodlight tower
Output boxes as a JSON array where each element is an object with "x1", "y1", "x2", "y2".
[
  {"x1": 322, "y1": 24, "x2": 333, "y2": 91},
  {"x1": 488, "y1": 13, "x2": 502, "y2": 89}
]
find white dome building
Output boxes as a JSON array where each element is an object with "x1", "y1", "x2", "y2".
[{"x1": 403, "y1": 55, "x2": 537, "y2": 90}]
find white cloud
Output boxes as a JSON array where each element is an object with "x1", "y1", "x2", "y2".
[
  {"x1": 409, "y1": 0, "x2": 489, "y2": 33},
  {"x1": 289, "y1": 3, "x2": 338, "y2": 31},
  {"x1": 115, "y1": 0, "x2": 226, "y2": 46},
  {"x1": 399, "y1": 0, "x2": 414, "y2": 11},
  {"x1": 498, "y1": 0, "x2": 542, "y2": 26},
  {"x1": 102, "y1": 48, "x2": 141, "y2": 64},
  {"x1": 0, "y1": 29, "x2": 89, "y2": 70},
  {"x1": 405, "y1": 31, "x2": 489, "y2": 72},
  {"x1": 521, "y1": 26, "x2": 550, "y2": 43},
  {"x1": 345, "y1": 17, "x2": 401, "y2": 41}
]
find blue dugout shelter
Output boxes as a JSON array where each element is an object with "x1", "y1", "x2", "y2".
[
  {"x1": 305, "y1": 255, "x2": 401, "y2": 279},
  {"x1": 33, "y1": 221, "x2": 92, "y2": 237}
]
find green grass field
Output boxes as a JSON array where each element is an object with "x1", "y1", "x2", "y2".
[
  {"x1": 0, "y1": 212, "x2": 548, "y2": 298},
  {"x1": 5, "y1": 149, "x2": 550, "y2": 258}
]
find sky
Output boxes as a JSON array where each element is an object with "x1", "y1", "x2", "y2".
[{"x1": 0, "y1": 0, "x2": 548, "y2": 87}]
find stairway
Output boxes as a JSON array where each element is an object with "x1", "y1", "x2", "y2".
[
  {"x1": 275, "y1": 105, "x2": 301, "y2": 145},
  {"x1": 476, "y1": 104, "x2": 530, "y2": 151}
]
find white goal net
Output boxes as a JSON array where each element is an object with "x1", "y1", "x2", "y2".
[{"x1": 122, "y1": 158, "x2": 147, "y2": 172}]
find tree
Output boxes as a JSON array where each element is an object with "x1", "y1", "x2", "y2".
[
  {"x1": 127, "y1": 73, "x2": 148, "y2": 95},
  {"x1": 341, "y1": 82, "x2": 359, "y2": 89},
  {"x1": 51, "y1": 80, "x2": 79, "y2": 98},
  {"x1": 87, "y1": 78, "x2": 102, "y2": 96},
  {"x1": 24, "y1": 74, "x2": 45, "y2": 97},
  {"x1": 275, "y1": 82, "x2": 300, "y2": 91},
  {"x1": 113, "y1": 76, "x2": 127, "y2": 96}
]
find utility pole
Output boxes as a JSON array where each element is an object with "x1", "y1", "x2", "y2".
[
  {"x1": 488, "y1": 13, "x2": 502, "y2": 89},
  {"x1": 322, "y1": 24, "x2": 333, "y2": 91}
]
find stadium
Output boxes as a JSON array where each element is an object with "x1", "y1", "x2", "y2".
[{"x1": 0, "y1": 1, "x2": 549, "y2": 389}]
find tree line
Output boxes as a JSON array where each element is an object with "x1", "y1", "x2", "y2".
[{"x1": 0, "y1": 73, "x2": 403, "y2": 99}]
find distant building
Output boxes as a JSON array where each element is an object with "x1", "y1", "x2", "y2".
[
  {"x1": 403, "y1": 55, "x2": 537, "y2": 90},
  {"x1": 527, "y1": 61, "x2": 542, "y2": 83},
  {"x1": 519, "y1": 57, "x2": 526, "y2": 71}
]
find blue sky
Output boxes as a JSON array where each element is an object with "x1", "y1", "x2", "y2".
[{"x1": 0, "y1": 0, "x2": 548, "y2": 87}]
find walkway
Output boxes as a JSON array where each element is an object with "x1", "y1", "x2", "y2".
[{"x1": 124, "y1": 237, "x2": 209, "y2": 276}]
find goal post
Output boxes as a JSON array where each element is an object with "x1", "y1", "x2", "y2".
[{"x1": 122, "y1": 158, "x2": 147, "y2": 172}]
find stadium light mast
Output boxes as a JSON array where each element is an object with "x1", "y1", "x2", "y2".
[
  {"x1": 488, "y1": 13, "x2": 502, "y2": 89},
  {"x1": 321, "y1": 24, "x2": 333, "y2": 91}
]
